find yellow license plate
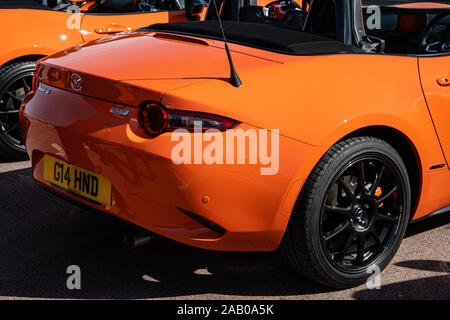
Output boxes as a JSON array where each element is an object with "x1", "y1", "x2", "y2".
[{"x1": 43, "y1": 155, "x2": 111, "y2": 206}]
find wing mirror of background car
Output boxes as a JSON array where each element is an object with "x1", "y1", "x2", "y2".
[{"x1": 185, "y1": 0, "x2": 208, "y2": 21}]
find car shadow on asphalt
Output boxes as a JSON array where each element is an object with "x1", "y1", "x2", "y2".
[
  {"x1": 353, "y1": 214, "x2": 450, "y2": 300},
  {"x1": 0, "y1": 167, "x2": 449, "y2": 299},
  {"x1": 0, "y1": 168, "x2": 330, "y2": 299},
  {"x1": 352, "y1": 259, "x2": 450, "y2": 300}
]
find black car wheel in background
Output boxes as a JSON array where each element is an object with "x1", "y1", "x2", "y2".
[{"x1": 0, "y1": 61, "x2": 35, "y2": 161}]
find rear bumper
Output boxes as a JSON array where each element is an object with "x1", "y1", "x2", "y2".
[{"x1": 21, "y1": 86, "x2": 324, "y2": 251}]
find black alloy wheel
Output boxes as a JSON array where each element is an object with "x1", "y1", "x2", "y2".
[
  {"x1": 0, "y1": 61, "x2": 35, "y2": 160},
  {"x1": 281, "y1": 136, "x2": 411, "y2": 288},
  {"x1": 320, "y1": 156, "x2": 405, "y2": 272}
]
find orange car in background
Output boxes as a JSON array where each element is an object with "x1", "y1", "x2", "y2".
[
  {"x1": 20, "y1": 0, "x2": 450, "y2": 288},
  {"x1": 0, "y1": 0, "x2": 207, "y2": 160}
]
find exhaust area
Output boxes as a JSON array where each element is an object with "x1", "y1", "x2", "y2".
[{"x1": 119, "y1": 228, "x2": 156, "y2": 248}]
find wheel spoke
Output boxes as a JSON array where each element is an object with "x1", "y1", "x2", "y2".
[
  {"x1": 375, "y1": 185, "x2": 398, "y2": 204},
  {"x1": 22, "y1": 77, "x2": 31, "y2": 92},
  {"x1": 324, "y1": 221, "x2": 350, "y2": 242},
  {"x1": 376, "y1": 212, "x2": 398, "y2": 223},
  {"x1": 356, "y1": 234, "x2": 365, "y2": 265},
  {"x1": 337, "y1": 231, "x2": 355, "y2": 261},
  {"x1": 4, "y1": 123, "x2": 19, "y2": 134},
  {"x1": 370, "y1": 164, "x2": 385, "y2": 196},
  {"x1": 370, "y1": 229, "x2": 383, "y2": 249},
  {"x1": 5, "y1": 92, "x2": 21, "y2": 102},
  {"x1": 323, "y1": 204, "x2": 352, "y2": 216},
  {"x1": 358, "y1": 161, "x2": 366, "y2": 194},
  {"x1": 337, "y1": 178, "x2": 356, "y2": 204}
]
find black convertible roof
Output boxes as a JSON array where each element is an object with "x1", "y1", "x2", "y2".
[{"x1": 147, "y1": 21, "x2": 353, "y2": 55}]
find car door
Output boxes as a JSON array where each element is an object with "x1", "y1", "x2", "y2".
[
  {"x1": 419, "y1": 55, "x2": 450, "y2": 168},
  {"x1": 80, "y1": 0, "x2": 189, "y2": 43}
]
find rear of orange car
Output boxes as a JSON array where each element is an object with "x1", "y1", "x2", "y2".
[
  {"x1": 20, "y1": 33, "x2": 323, "y2": 252},
  {"x1": 18, "y1": 0, "x2": 450, "y2": 291}
]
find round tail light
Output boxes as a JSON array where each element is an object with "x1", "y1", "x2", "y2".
[{"x1": 139, "y1": 103, "x2": 169, "y2": 136}]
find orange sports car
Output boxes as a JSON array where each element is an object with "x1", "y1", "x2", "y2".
[
  {"x1": 0, "y1": 0, "x2": 208, "y2": 160},
  {"x1": 21, "y1": 0, "x2": 450, "y2": 288}
]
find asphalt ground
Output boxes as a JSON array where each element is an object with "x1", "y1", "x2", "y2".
[{"x1": 0, "y1": 158, "x2": 449, "y2": 300}]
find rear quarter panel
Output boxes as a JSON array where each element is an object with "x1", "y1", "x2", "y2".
[
  {"x1": 0, "y1": 9, "x2": 83, "y2": 66},
  {"x1": 162, "y1": 52, "x2": 449, "y2": 220}
]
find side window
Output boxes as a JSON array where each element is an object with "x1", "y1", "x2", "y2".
[
  {"x1": 362, "y1": 0, "x2": 450, "y2": 55},
  {"x1": 137, "y1": 0, "x2": 181, "y2": 11},
  {"x1": 175, "y1": 0, "x2": 186, "y2": 10},
  {"x1": 92, "y1": 0, "x2": 137, "y2": 12},
  {"x1": 421, "y1": 7, "x2": 450, "y2": 54},
  {"x1": 304, "y1": 0, "x2": 335, "y2": 37}
]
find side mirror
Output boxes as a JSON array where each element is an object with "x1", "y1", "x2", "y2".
[{"x1": 186, "y1": 0, "x2": 207, "y2": 21}]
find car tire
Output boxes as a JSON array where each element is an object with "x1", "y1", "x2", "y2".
[
  {"x1": 0, "y1": 61, "x2": 35, "y2": 161},
  {"x1": 281, "y1": 136, "x2": 411, "y2": 289}
]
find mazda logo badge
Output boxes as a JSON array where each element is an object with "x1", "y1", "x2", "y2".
[{"x1": 70, "y1": 73, "x2": 83, "y2": 91}]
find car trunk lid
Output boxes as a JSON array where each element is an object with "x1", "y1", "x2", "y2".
[{"x1": 37, "y1": 30, "x2": 285, "y2": 106}]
